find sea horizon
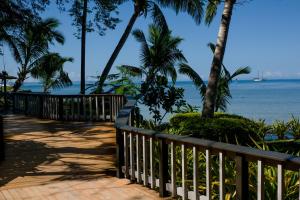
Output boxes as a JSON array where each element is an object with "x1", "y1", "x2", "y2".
[{"x1": 16, "y1": 78, "x2": 300, "y2": 124}]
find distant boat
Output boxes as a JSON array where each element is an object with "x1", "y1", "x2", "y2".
[{"x1": 253, "y1": 72, "x2": 265, "y2": 82}]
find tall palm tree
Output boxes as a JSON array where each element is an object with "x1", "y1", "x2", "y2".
[
  {"x1": 96, "y1": 0, "x2": 204, "y2": 92},
  {"x1": 116, "y1": 23, "x2": 186, "y2": 88},
  {"x1": 6, "y1": 18, "x2": 64, "y2": 92},
  {"x1": 202, "y1": 0, "x2": 236, "y2": 118},
  {"x1": 179, "y1": 42, "x2": 250, "y2": 112},
  {"x1": 31, "y1": 53, "x2": 73, "y2": 92},
  {"x1": 80, "y1": 0, "x2": 88, "y2": 94}
]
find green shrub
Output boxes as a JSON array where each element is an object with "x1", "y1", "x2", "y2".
[
  {"x1": 288, "y1": 116, "x2": 300, "y2": 139},
  {"x1": 169, "y1": 112, "x2": 259, "y2": 145},
  {"x1": 271, "y1": 120, "x2": 288, "y2": 140}
]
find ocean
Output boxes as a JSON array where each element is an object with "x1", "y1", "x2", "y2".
[{"x1": 20, "y1": 79, "x2": 300, "y2": 124}]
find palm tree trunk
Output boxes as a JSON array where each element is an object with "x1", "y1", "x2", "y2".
[
  {"x1": 202, "y1": 0, "x2": 236, "y2": 118},
  {"x1": 80, "y1": 0, "x2": 87, "y2": 94},
  {"x1": 13, "y1": 70, "x2": 27, "y2": 92},
  {"x1": 97, "y1": 10, "x2": 139, "y2": 93}
]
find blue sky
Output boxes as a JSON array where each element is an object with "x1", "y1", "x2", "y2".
[{"x1": 2, "y1": 0, "x2": 300, "y2": 81}]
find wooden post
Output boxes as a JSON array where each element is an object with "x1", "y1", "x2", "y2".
[
  {"x1": 236, "y1": 155, "x2": 249, "y2": 200},
  {"x1": 116, "y1": 128, "x2": 125, "y2": 178},
  {"x1": 59, "y1": 96, "x2": 64, "y2": 121},
  {"x1": 159, "y1": 138, "x2": 168, "y2": 197},
  {"x1": 0, "y1": 116, "x2": 4, "y2": 161}
]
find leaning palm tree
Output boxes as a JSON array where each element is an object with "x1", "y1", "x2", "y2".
[
  {"x1": 7, "y1": 18, "x2": 64, "y2": 92},
  {"x1": 202, "y1": 0, "x2": 237, "y2": 118},
  {"x1": 179, "y1": 43, "x2": 250, "y2": 112},
  {"x1": 31, "y1": 53, "x2": 73, "y2": 93},
  {"x1": 96, "y1": 0, "x2": 204, "y2": 92},
  {"x1": 116, "y1": 23, "x2": 187, "y2": 88}
]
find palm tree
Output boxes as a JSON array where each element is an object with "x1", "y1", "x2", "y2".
[
  {"x1": 6, "y1": 18, "x2": 64, "y2": 92},
  {"x1": 0, "y1": 0, "x2": 37, "y2": 44},
  {"x1": 31, "y1": 53, "x2": 73, "y2": 92},
  {"x1": 80, "y1": 0, "x2": 88, "y2": 94},
  {"x1": 202, "y1": 0, "x2": 237, "y2": 118},
  {"x1": 116, "y1": 23, "x2": 186, "y2": 88},
  {"x1": 96, "y1": 0, "x2": 204, "y2": 92},
  {"x1": 179, "y1": 43, "x2": 250, "y2": 112}
]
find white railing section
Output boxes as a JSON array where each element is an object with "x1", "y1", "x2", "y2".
[{"x1": 115, "y1": 99, "x2": 300, "y2": 200}]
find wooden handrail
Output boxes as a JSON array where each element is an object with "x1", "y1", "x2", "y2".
[
  {"x1": 115, "y1": 102, "x2": 300, "y2": 199},
  {"x1": 10, "y1": 92, "x2": 125, "y2": 122}
]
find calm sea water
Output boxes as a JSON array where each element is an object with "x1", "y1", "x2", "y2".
[{"x1": 20, "y1": 79, "x2": 300, "y2": 123}]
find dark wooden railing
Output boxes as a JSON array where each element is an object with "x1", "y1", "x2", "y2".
[
  {"x1": 0, "y1": 115, "x2": 4, "y2": 161},
  {"x1": 11, "y1": 92, "x2": 125, "y2": 122},
  {"x1": 115, "y1": 100, "x2": 300, "y2": 200}
]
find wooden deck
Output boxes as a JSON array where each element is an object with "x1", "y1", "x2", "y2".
[{"x1": 0, "y1": 115, "x2": 161, "y2": 200}]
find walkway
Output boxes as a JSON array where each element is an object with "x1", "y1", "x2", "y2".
[{"x1": 0, "y1": 115, "x2": 161, "y2": 200}]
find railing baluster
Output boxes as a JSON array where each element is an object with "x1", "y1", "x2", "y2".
[
  {"x1": 83, "y1": 97, "x2": 87, "y2": 120},
  {"x1": 219, "y1": 152, "x2": 225, "y2": 200},
  {"x1": 89, "y1": 96, "x2": 92, "y2": 121},
  {"x1": 110, "y1": 96, "x2": 113, "y2": 122},
  {"x1": 102, "y1": 96, "x2": 105, "y2": 121},
  {"x1": 299, "y1": 169, "x2": 300, "y2": 200},
  {"x1": 171, "y1": 141, "x2": 177, "y2": 197},
  {"x1": 143, "y1": 136, "x2": 148, "y2": 186},
  {"x1": 124, "y1": 131, "x2": 129, "y2": 178},
  {"x1": 71, "y1": 98, "x2": 74, "y2": 120},
  {"x1": 150, "y1": 137, "x2": 155, "y2": 189},
  {"x1": 130, "y1": 132, "x2": 135, "y2": 180},
  {"x1": 193, "y1": 146, "x2": 199, "y2": 200},
  {"x1": 182, "y1": 144, "x2": 187, "y2": 200},
  {"x1": 95, "y1": 96, "x2": 99, "y2": 121},
  {"x1": 258, "y1": 160, "x2": 264, "y2": 200},
  {"x1": 77, "y1": 97, "x2": 80, "y2": 120},
  {"x1": 277, "y1": 164, "x2": 284, "y2": 200},
  {"x1": 136, "y1": 134, "x2": 141, "y2": 183},
  {"x1": 206, "y1": 149, "x2": 211, "y2": 200}
]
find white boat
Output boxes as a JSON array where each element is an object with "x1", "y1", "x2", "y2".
[{"x1": 253, "y1": 72, "x2": 264, "y2": 82}]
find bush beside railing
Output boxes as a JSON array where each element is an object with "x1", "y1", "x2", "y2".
[
  {"x1": 10, "y1": 92, "x2": 125, "y2": 122},
  {"x1": 115, "y1": 100, "x2": 300, "y2": 200}
]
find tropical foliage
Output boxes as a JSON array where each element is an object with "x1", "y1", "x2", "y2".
[
  {"x1": 271, "y1": 120, "x2": 289, "y2": 140},
  {"x1": 96, "y1": 0, "x2": 205, "y2": 92},
  {"x1": 5, "y1": 18, "x2": 65, "y2": 92},
  {"x1": 179, "y1": 43, "x2": 250, "y2": 112},
  {"x1": 109, "y1": 23, "x2": 187, "y2": 126},
  {"x1": 202, "y1": 0, "x2": 237, "y2": 118},
  {"x1": 30, "y1": 53, "x2": 73, "y2": 93},
  {"x1": 103, "y1": 65, "x2": 141, "y2": 97}
]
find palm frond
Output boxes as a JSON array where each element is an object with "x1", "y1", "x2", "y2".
[
  {"x1": 150, "y1": 3, "x2": 169, "y2": 32},
  {"x1": 207, "y1": 42, "x2": 216, "y2": 53},
  {"x1": 179, "y1": 63, "x2": 206, "y2": 99},
  {"x1": 230, "y1": 66, "x2": 251, "y2": 80},
  {"x1": 158, "y1": 0, "x2": 205, "y2": 24},
  {"x1": 118, "y1": 65, "x2": 143, "y2": 78},
  {"x1": 205, "y1": 0, "x2": 221, "y2": 25}
]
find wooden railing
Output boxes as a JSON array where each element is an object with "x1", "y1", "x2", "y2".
[
  {"x1": 11, "y1": 92, "x2": 125, "y2": 122},
  {"x1": 115, "y1": 100, "x2": 300, "y2": 200},
  {"x1": 0, "y1": 115, "x2": 4, "y2": 161}
]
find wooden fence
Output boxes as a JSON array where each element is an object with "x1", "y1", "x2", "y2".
[
  {"x1": 115, "y1": 99, "x2": 300, "y2": 200},
  {"x1": 11, "y1": 92, "x2": 125, "y2": 122},
  {"x1": 0, "y1": 115, "x2": 4, "y2": 161}
]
